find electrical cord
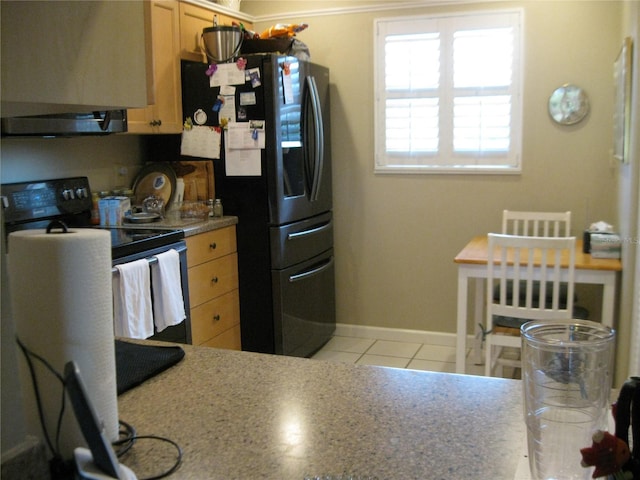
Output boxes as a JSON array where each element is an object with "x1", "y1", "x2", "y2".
[
  {"x1": 15, "y1": 336, "x2": 67, "y2": 461},
  {"x1": 112, "y1": 427, "x2": 183, "y2": 480},
  {"x1": 115, "y1": 419, "x2": 138, "y2": 457},
  {"x1": 15, "y1": 337, "x2": 183, "y2": 480}
]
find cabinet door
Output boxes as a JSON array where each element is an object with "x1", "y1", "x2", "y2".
[
  {"x1": 180, "y1": 2, "x2": 217, "y2": 62},
  {"x1": 179, "y1": 2, "x2": 253, "y2": 62},
  {"x1": 127, "y1": 0, "x2": 182, "y2": 134}
]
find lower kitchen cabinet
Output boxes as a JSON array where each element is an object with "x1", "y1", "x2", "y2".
[{"x1": 186, "y1": 226, "x2": 241, "y2": 349}]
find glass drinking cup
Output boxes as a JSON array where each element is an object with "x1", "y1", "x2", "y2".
[{"x1": 521, "y1": 320, "x2": 615, "y2": 480}]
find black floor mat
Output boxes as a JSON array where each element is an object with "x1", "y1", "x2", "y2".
[{"x1": 115, "y1": 340, "x2": 185, "y2": 395}]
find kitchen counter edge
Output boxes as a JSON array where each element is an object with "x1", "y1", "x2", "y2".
[
  {"x1": 117, "y1": 216, "x2": 238, "y2": 236},
  {"x1": 179, "y1": 216, "x2": 238, "y2": 237}
]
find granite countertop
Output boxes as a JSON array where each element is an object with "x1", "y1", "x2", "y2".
[{"x1": 116, "y1": 344, "x2": 527, "y2": 479}]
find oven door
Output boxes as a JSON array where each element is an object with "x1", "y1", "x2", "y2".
[{"x1": 112, "y1": 241, "x2": 192, "y2": 344}]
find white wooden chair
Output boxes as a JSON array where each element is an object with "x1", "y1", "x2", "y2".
[
  {"x1": 502, "y1": 210, "x2": 571, "y2": 237},
  {"x1": 472, "y1": 210, "x2": 577, "y2": 366},
  {"x1": 498, "y1": 210, "x2": 581, "y2": 312},
  {"x1": 484, "y1": 233, "x2": 576, "y2": 377}
]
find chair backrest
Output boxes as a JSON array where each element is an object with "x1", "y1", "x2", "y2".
[
  {"x1": 502, "y1": 210, "x2": 571, "y2": 237},
  {"x1": 487, "y1": 233, "x2": 576, "y2": 323}
]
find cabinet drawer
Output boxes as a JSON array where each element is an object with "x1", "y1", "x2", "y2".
[
  {"x1": 188, "y1": 252, "x2": 238, "y2": 307},
  {"x1": 201, "y1": 324, "x2": 241, "y2": 350},
  {"x1": 191, "y1": 289, "x2": 240, "y2": 345},
  {"x1": 186, "y1": 226, "x2": 236, "y2": 267}
]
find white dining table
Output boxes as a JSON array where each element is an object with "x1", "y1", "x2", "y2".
[{"x1": 454, "y1": 235, "x2": 622, "y2": 374}]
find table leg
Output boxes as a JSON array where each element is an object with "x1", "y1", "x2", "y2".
[
  {"x1": 456, "y1": 269, "x2": 469, "y2": 373},
  {"x1": 601, "y1": 274, "x2": 616, "y2": 328},
  {"x1": 473, "y1": 278, "x2": 485, "y2": 365}
]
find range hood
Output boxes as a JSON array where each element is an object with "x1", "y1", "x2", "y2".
[{"x1": 1, "y1": 110, "x2": 127, "y2": 137}]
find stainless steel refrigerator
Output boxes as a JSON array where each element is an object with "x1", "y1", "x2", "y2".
[{"x1": 181, "y1": 55, "x2": 335, "y2": 357}]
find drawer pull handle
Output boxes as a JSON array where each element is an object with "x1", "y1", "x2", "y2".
[
  {"x1": 211, "y1": 276, "x2": 219, "y2": 284},
  {"x1": 213, "y1": 314, "x2": 221, "y2": 321},
  {"x1": 209, "y1": 242, "x2": 217, "y2": 250}
]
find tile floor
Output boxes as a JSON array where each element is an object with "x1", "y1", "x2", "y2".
[{"x1": 311, "y1": 335, "x2": 486, "y2": 376}]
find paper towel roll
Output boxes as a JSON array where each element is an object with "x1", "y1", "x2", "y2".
[{"x1": 7, "y1": 227, "x2": 118, "y2": 460}]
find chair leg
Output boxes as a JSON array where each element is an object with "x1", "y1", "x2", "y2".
[
  {"x1": 485, "y1": 340, "x2": 513, "y2": 378},
  {"x1": 474, "y1": 330, "x2": 484, "y2": 365},
  {"x1": 494, "y1": 346, "x2": 504, "y2": 378},
  {"x1": 484, "y1": 339, "x2": 493, "y2": 377}
]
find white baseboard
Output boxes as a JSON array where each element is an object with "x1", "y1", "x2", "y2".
[{"x1": 334, "y1": 323, "x2": 465, "y2": 347}]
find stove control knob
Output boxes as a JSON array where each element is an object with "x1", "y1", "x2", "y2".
[
  {"x1": 75, "y1": 187, "x2": 88, "y2": 199},
  {"x1": 62, "y1": 189, "x2": 75, "y2": 200}
]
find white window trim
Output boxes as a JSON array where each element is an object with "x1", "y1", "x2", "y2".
[{"x1": 373, "y1": 8, "x2": 524, "y2": 175}]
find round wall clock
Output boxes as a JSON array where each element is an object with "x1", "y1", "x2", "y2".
[{"x1": 548, "y1": 84, "x2": 590, "y2": 125}]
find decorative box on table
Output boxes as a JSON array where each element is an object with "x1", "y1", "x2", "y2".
[{"x1": 584, "y1": 231, "x2": 621, "y2": 258}]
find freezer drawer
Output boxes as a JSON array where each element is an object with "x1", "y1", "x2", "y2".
[
  {"x1": 270, "y1": 212, "x2": 333, "y2": 269},
  {"x1": 272, "y1": 249, "x2": 336, "y2": 357}
]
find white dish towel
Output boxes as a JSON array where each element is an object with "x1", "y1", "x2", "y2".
[
  {"x1": 113, "y1": 259, "x2": 154, "y2": 339},
  {"x1": 151, "y1": 249, "x2": 186, "y2": 332}
]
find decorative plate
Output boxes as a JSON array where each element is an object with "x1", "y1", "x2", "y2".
[{"x1": 132, "y1": 163, "x2": 177, "y2": 209}]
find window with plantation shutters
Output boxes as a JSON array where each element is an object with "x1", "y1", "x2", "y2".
[{"x1": 374, "y1": 10, "x2": 523, "y2": 174}]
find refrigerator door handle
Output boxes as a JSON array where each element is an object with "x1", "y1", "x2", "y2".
[
  {"x1": 286, "y1": 219, "x2": 332, "y2": 240},
  {"x1": 306, "y1": 75, "x2": 324, "y2": 202},
  {"x1": 289, "y1": 256, "x2": 334, "y2": 283}
]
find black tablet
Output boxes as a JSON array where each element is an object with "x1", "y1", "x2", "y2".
[{"x1": 64, "y1": 361, "x2": 122, "y2": 479}]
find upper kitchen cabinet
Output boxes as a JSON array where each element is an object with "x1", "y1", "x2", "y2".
[
  {"x1": 127, "y1": 1, "x2": 183, "y2": 134},
  {"x1": 179, "y1": 1, "x2": 253, "y2": 62},
  {"x1": 1, "y1": 1, "x2": 149, "y2": 117}
]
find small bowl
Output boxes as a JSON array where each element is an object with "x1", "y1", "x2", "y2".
[{"x1": 177, "y1": 201, "x2": 209, "y2": 220}]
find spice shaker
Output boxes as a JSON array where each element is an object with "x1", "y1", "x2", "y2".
[{"x1": 213, "y1": 199, "x2": 223, "y2": 217}]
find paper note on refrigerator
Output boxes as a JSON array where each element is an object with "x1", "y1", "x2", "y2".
[
  {"x1": 180, "y1": 126, "x2": 221, "y2": 159},
  {"x1": 224, "y1": 129, "x2": 261, "y2": 176},
  {"x1": 209, "y1": 63, "x2": 246, "y2": 87},
  {"x1": 226, "y1": 121, "x2": 265, "y2": 149},
  {"x1": 219, "y1": 95, "x2": 236, "y2": 125}
]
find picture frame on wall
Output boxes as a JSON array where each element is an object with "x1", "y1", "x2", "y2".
[{"x1": 613, "y1": 36, "x2": 633, "y2": 164}]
